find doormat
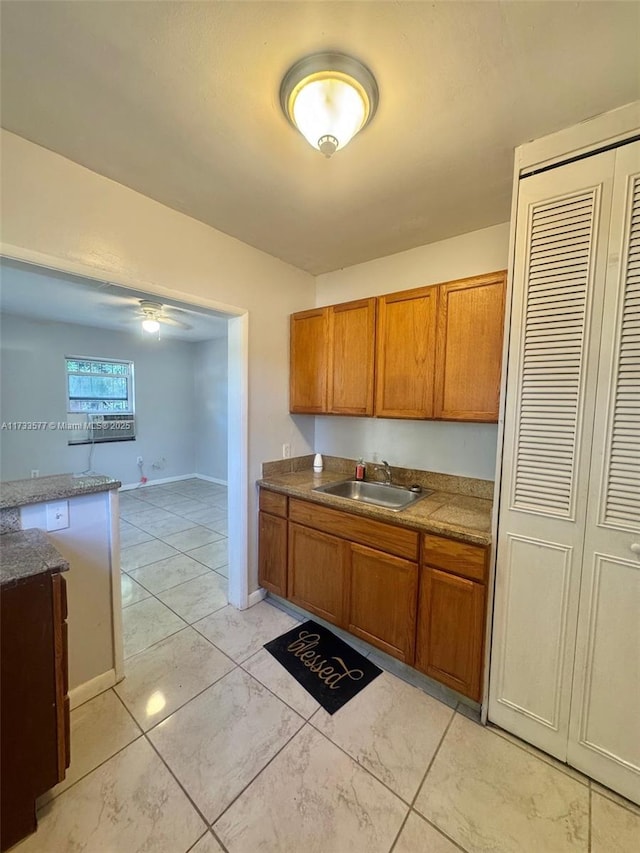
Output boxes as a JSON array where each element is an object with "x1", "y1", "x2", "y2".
[{"x1": 264, "y1": 619, "x2": 382, "y2": 715}]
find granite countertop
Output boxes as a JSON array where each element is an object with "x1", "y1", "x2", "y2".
[
  {"x1": 257, "y1": 467, "x2": 493, "y2": 547},
  {"x1": 0, "y1": 528, "x2": 69, "y2": 588},
  {"x1": 0, "y1": 473, "x2": 121, "y2": 510}
]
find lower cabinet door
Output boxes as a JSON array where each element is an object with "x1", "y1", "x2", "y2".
[
  {"x1": 347, "y1": 544, "x2": 418, "y2": 663},
  {"x1": 258, "y1": 511, "x2": 287, "y2": 596},
  {"x1": 416, "y1": 567, "x2": 486, "y2": 701},
  {"x1": 287, "y1": 522, "x2": 348, "y2": 626}
]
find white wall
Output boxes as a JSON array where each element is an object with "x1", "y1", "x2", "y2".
[
  {"x1": 0, "y1": 130, "x2": 316, "y2": 593},
  {"x1": 194, "y1": 335, "x2": 228, "y2": 483},
  {"x1": 0, "y1": 313, "x2": 197, "y2": 484},
  {"x1": 314, "y1": 223, "x2": 510, "y2": 480}
]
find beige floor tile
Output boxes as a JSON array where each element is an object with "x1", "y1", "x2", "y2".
[
  {"x1": 135, "y1": 515, "x2": 199, "y2": 538},
  {"x1": 591, "y1": 782, "x2": 640, "y2": 817},
  {"x1": 121, "y1": 539, "x2": 179, "y2": 572},
  {"x1": 120, "y1": 525, "x2": 154, "y2": 548},
  {"x1": 129, "y1": 553, "x2": 211, "y2": 594},
  {"x1": 189, "y1": 832, "x2": 226, "y2": 853},
  {"x1": 124, "y1": 507, "x2": 177, "y2": 527},
  {"x1": 591, "y1": 792, "x2": 640, "y2": 852},
  {"x1": 149, "y1": 668, "x2": 304, "y2": 822},
  {"x1": 214, "y1": 725, "x2": 406, "y2": 853},
  {"x1": 415, "y1": 714, "x2": 589, "y2": 853},
  {"x1": 194, "y1": 601, "x2": 299, "y2": 663},
  {"x1": 121, "y1": 572, "x2": 152, "y2": 607},
  {"x1": 312, "y1": 671, "x2": 454, "y2": 802},
  {"x1": 157, "y1": 572, "x2": 228, "y2": 623},
  {"x1": 15, "y1": 739, "x2": 205, "y2": 852},
  {"x1": 39, "y1": 690, "x2": 141, "y2": 803},
  {"x1": 179, "y1": 506, "x2": 226, "y2": 524},
  {"x1": 243, "y1": 647, "x2": 321, "y2": 719},
  {"x1": 214, "y1": 562, "x2": 229, "y2": 578},
  {"x1": 187, "y1": 540, "x2": 228, "y2": 570},
  {"x1": 116, "y1": 627, "x2": 235, "y2": 730},
  {"x1": 393, "y1": 812, "x2": 460, "y2": 853},
  {"x1": 207, "y1": 520, "x2": 228, "y2": 535},
  {"x1": 159, "y1": 525, "x2": 224, "y2": 551},
  {"x1": 170, "y1": 498, "x2": 212, "y2": 514},
  {"x1": 122, "y1": 596, "x2": 187, "y2": 658}
]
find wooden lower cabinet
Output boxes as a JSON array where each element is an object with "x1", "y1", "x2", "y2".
[
  {"x1": 1, "y1": 570, "x2": 70, "y2": 851},
  {"x1": 416, "y1": 567, "x2": 486, "y2": 701},
  {"x1": 347, "y1": 544, "x2": 418, "y2": 663},
  {"x1": 258, "y1": 511, "x2": 287, "y2": 596},
  {"x1": 287, "y1": 522, "x2": 349, "y2": 627}
]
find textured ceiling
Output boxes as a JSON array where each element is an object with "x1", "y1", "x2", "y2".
[
  {"x1": 0, "y1": 259, "x2": 229, "y2": 341},
  {"x1": 1, "y1": 1, "x2": 639, "y2": 274}
]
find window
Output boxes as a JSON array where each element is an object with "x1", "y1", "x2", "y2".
[{"x1": 66, "y1": 357, "x2": 134, "y2": 414}]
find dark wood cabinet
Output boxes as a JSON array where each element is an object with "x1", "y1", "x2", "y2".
[
  {"x1": 257, "y1": 489, "x2": 488, "y2": 702},
  {"x1": 416, "y1": 533, "x2": 487, "y2": 701},
  {"x1": 289, "y1": 308, "x2": 329, "y2": 413},
  {"x1": 347, "y1": 543, "x2": 418, "y2": 663},
  {"x1": 287, "y1": 522, "x2": 349, "y2": 627},
  {"x1": 375, "y1": 285, "x2": 439, "y2": 419},
  {"x1": 1, "y1": 570, "x2": 70, "y2": 851},
  {"x1": 434, "y1": 271, "x2": 506, "y2": 422}
]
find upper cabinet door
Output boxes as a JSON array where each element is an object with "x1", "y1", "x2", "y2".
[
  {"x1": 289, "y1": 308, "x2": 329, "y2": 413},
  {"x1": 328, "y1": 298, "x2": 376, "y2": 416},
  {"x1": 434, "y1": 271, "x2": 506, "y2": 422},
  {"x1": 375, "y1": 286, "x2": 438, "y2": 418}
]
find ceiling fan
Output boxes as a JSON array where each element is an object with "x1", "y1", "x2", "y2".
[{"x1": 136, "y1": 300, "x2": 192, "y2": 332}]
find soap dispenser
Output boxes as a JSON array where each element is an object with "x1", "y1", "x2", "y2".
[
  {"x1": 313, "y1": 453, "x2": 323, "y2": 473},
  {"x1": 355, "y1": 458, "x2": 366, "y2": 481}
]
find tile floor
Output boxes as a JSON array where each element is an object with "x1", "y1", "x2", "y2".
[{"x1": 15, "y1": 478, "x2": 640, "y2": 852}]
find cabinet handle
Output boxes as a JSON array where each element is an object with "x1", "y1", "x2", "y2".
[{"x1": 630, "y1": 543, "x2": 640, "y2": 555}]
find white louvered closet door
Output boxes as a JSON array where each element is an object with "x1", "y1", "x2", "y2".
[
  {"x1": 488, "y1": 151, "x2": 616, "y2": 759},
  {"x1": 567, "y1": 142, "x2": 640, "y2": 804}
]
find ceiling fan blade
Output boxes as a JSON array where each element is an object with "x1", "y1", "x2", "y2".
[{"x1": 158, "y1": 315, "x2": 193, "y2": 330}]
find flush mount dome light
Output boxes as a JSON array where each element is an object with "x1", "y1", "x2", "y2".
[{"x1": 280, "y1": 52, "x2": 378, "y2": 158}]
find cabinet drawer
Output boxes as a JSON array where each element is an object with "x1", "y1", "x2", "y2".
[
  {"x1": 290, "y1": 498, "x2": 419, "y2": 561},
  {"x1": 422, "y1": 533, "x2": 487, "y2": 582},
  {"x1": 259, "y1": 488, "x2": 288, "y2": 518}
]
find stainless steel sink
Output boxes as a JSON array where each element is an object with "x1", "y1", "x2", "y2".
[{"x1": 313, "y1": 479, "x2": 432, "y2": 512}]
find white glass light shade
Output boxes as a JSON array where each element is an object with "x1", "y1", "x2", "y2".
[
  {"x1": 281, "y1": 53, "x2": 378, "y2": 158},
  {"x1": 292, "y1": 76, "x2": 366, "y2": 155},
  {"x1": 142, "y1": 318, "x2": 160, "y2": 334}
]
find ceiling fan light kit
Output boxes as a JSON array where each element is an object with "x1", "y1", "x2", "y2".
[{"x1": 280, "y1": 52, "x2": 378, "y2": 158}]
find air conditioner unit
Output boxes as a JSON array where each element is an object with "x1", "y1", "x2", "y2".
[{"x1": 88, "y1": 413, "x2": 136, "y2": 442}]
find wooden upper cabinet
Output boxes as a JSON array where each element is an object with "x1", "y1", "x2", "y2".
[
  {"x1": 328, "y1": 298, "x2": 376, "y2": 416},
  {"x1": 375, "y1": 286, "x2": 438, "y2": 418},
  {"x1": 290, "y1": 308, "x2": 329, "y2": 413},
  {"x1": 434, "y1": 271, "x2": 506, "y2": 422}
]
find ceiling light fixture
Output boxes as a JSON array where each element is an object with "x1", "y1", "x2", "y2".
[
  {"x1": 141, "y1": 318, "x2": 160, "y2": 334},
  {"x1": 280, "y1": 52, "x2": 379, "y2": 158}
]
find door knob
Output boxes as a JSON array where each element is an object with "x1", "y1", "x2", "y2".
[{"x1": 630, "y1": 543, "x2": 640, "y2": 555}]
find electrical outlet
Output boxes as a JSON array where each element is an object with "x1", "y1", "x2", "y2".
[
  {"x1": 282, "y1": 443, "x2": 291, "y2": 459},
  {"x1": 137, "y1": 456, "x2": 143, "y2": 465},
  {"x1": 46, "y1": 500, "x2": 69, "y2": 531},
  {"x1": 31, "y1": 469, "x2": 39, "y2": 478}
]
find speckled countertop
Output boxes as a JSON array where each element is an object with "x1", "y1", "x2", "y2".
[
  {"x1": 0, "y1": 528, "x2": 69, "y2": 587},
  {"x1": 0, "y1": 473, "x2": 121, "y2": 510},
  {"x1": 258, "y1": 460, "x2": 494, "y2": 547}
]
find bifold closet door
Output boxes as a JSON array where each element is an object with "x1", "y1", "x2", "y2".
[
  {"x1": 488, "y1": 151, "x2": 616, "y2": 759},
  {"x1": 567, "y1": 142, "x2": 640, "y2": 805}
]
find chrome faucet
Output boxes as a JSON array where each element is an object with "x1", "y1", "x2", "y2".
[{"x1": 374, "y1": 460, "x2": 392, "y2": 486}]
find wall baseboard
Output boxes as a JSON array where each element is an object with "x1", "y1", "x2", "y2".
[
  {"x1": 69, "y1": 669, "x2": 117, "y2": 710},
  {"x1": 119, "y1": 473, "x2": 198, "y2": 491},
  {"x1": 247, "y1": 588, "x2": 267, "y2": 608},
  {"x1": 196, "y1": 474, "x2": 228, "y2": 486}
]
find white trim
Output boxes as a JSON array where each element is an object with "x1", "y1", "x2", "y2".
[
  {"x1": 108, "y1": 489, "x2": 124, "y2": 681},
  {"x1": 195, "y1": 474, "x2": 228, "y2": 486},
  {"x1": 248, "y1": 588, "x2": 267, "y2": 607},
  {"x1": 69, "y1": 669, "x2": 117, "y2": 710},
  {"x1": 516, "y1": 101, "x2": 640, "y2": 174},
  {"x1": 227, "y1": 313, "x2": 249, "y2": 610},
  {"x1": 119, "y1": 473, "x2": 199, "y2": 491}
]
